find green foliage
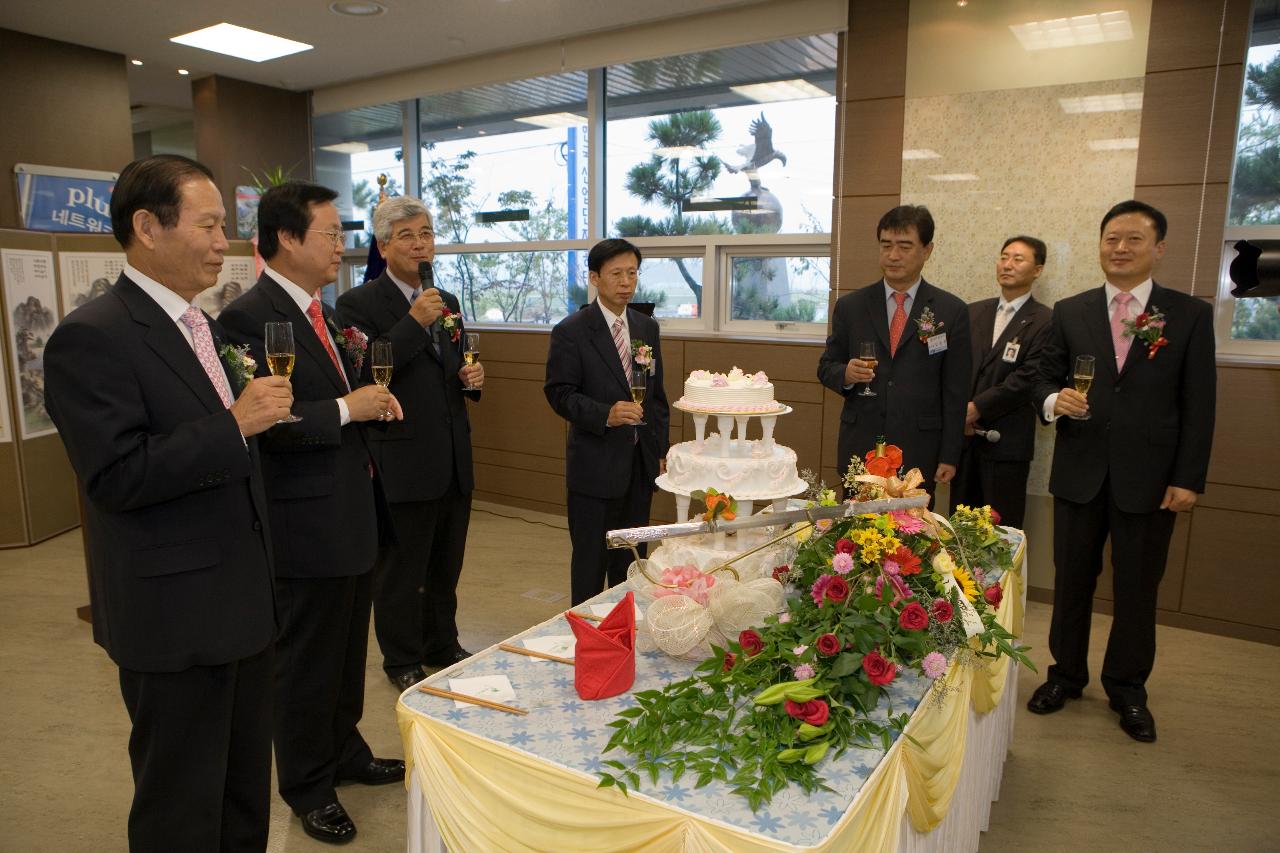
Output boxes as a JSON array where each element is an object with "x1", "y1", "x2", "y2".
[
  {"x1": 1231, "y1": 53, "x2": 1280, "y2": 226},
  {"x1": 1230, "y1": 295, "x2": 1280, "y2": 340},
  {"x1": 241, "y1": 163, "x2": 299, "y2": 193}
]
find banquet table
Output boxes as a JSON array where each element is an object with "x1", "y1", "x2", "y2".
[{"x1": 397, "y1": 532, "x2": 1027, "y2": 853}]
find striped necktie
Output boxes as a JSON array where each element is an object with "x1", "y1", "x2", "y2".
[{"x1": 612, "y1": 317, "x2": 632, "y2": 376}]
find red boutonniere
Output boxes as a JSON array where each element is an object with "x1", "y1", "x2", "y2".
[
  {"x1": 1122, "y1": 305, "x2": 1168, "y2": 360},
  {"x1": 334, "y1": 326, "x2": 368, "y2": 371},
  {"x1": 440, "y1": 307, "x2": 462, "y2": 343}
]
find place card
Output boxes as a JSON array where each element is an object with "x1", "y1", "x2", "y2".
[
  {"x1": 522, "y1": 634, "x2": 576, "y2": 660},
  {"x1": 447, "y1": 675, "x2": 516, "y2": 709}
]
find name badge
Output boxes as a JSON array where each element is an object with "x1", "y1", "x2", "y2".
[
  {"x1": 927, "y1": 333, "x2": 948, "y2": 355},
  {"x1": 1002, "y1": 340, "x2": 1021, "y2": 363}
]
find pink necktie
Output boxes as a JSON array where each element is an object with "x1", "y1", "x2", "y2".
[
  {"x1": 179, "y1": 305, "x2": 234, "y2": 408},
  {"x1": 612, "y1": 317, "x2": 632, "y2": 376},
  {"x1": 1110, "y1": 292, "x2": 1134, "y2": 368},
  {"x1": 889, "y1": 291, "x2": 908, "y2": 356}
]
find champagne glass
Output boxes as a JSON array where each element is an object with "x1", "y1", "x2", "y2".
[
  {"x1": 462, "y1": 332, "x2": 480, "y2": 391},
  {"x1": 857, "y1": 341, "x2": 878, "y2": 397},
  {"x1": 264, "y1": 321, "x2": 301, "y2": 423},
  {"x1": 372, "y1": 339, "x2": 393, "y2": 418},
  {"x1": 1071, "y1": 355, "x2": 1095, "y2": 421},
  {"x1": 630, "y1": 365, "x2": 648, "y2": 426}
]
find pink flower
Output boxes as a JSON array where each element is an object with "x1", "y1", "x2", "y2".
[
  {"x1": 889, "y1": 510, "x2": 926, "y2": 534},
  {"x1": 874, "y1": 573, "x2": 911, "y2": 604},
  {"x1": 835, "y1": 538, "x2": 855, "y2": 555},
  {"x1": 922, "y1": 652, "x2": 947, "y2": 679},
  {"x1": 882, "y1": 558, "x2": 900, "y2": 575},
  {"x1": 777, "y1": 612, "x2": 792, "y2": 624},
  {"x1": 792, "y1": 663, "x2": 815, "y2": 679},
  {"x1": 832, "y1": 552, "x2": 854, "y2": 575},
  {"x1": 811, "y1": 575, "x2": 833, "y2": 606},
  {"x1": 792, "y1": 644, "x2": 809, "y2": 657},
  {"x1": 711, "y1": 376, "x2": 729, "y2": 387}
]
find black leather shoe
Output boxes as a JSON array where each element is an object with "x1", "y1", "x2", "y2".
[
  {"x1": 388, "y1": 668, "x2": 426, "y2": 692},
  {"x1": 1026, "y1": 681, "x2": 1082, "y2": 715},
  {"x1": 1110, "y1": 700, "x2": 1157, "y2": 742},
  {"x1": 301, "y1": 802, "x2": 356, "y2": 845},
  {"x1": 424, "y1": 646, "x2": 472, "y2": 668},
  {"x1": 338, "y1": 757, "x2": 405, "y2": 786}
]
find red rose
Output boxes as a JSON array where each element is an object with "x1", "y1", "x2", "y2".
[
  {"x1": 772, "y1": 565, "x2": 790, "y2": 583},
  {"x1": 835, "y1": 538, "x2": 855, "y2": 555},
  {"x1": 989, "y1": 508, "x2": 1002, "y2": 525},
  {"x1": 931, "y1": 599, "x2": 954, "y2": 623},
  {"x1": 861, "y1": 650, "x2": 897, "y2": 686},
  {"x1": 825, "y1": 576, "x2": 850, "y2": 604},
  {"x1": 816, "y1": 633, "x2": 841, "y2": 656},
  {"x1": 722, "y1": 652, "x2": 736, "y2": 672},
  {"x1": 984, "y1": 583, "x2": 1003, "y2": 607},
  {"x1": 898, "y1": 602, "x2": 928, "y2": 631},
  {"x1": 891, "y1": 545, "x2": 922, "y2": 576},
  {"x1": 784, "y1": 698, "x2": 830, "y2": 726},
  {"x1": 739, "y1": 630, "x2": 764, "y2": 657}
]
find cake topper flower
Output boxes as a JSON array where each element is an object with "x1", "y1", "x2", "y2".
[
  {"x1": 750, "y1": 371, "x2": 769, "y2": 386},
  {"x1": 691, "y1": 487, "x2": 737, "y2": 524}
]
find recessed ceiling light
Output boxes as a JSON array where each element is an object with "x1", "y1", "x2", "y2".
[
  {"x1": 928, "y1": 173, "x2": 979, "y2": 182},
  {"x1": 1088, "y1": 137, "x2": 1140, "y2": 151},
  {"x1": 730, "y1": 79, "x2": 828, "y2": 103},
  {"x1": 170, "y1": 23, "x2": 313, "y2": 63},
  {"x1": 177, "y1": 68, "x2": 190, "y2": 76},
  {"x1": 130, "y1": 59, "x2": 144, "y2": 66},
  {"x1": 1011, "y1": 11, "x2": 1133, "y2": 51},
  {"x1": 329, "y1": 1, "x2": 385, "y2": 16},
  {"x1": 514, "y1": 112, "x2": 586, "y2": 129},
  {"x1": 320, "y1": 142, "x2": 370, "y2": 154},
  {"x1": 1058, "y1": 92, "x2": 1143, "y2": 113},
  {"x1": 902, "y1": 149, "x2": 941, "y2": 160}
]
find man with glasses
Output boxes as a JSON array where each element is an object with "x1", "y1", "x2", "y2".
[
  {"x1": 220, "y1": 182, "x2": 406, "y2": 844},
  {"x1": 336, "y1": 196, "x2": 483, "y2": 692}
]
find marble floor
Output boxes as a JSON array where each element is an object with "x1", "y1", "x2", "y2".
[{"x1": 1, "y1": 504, "x2": 1275, "y2": 852}]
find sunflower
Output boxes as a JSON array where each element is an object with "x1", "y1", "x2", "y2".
[{"x1": 953, "y1": 566, "x2": 979, "y2": 602}]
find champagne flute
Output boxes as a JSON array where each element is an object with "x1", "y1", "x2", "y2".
[
  {"x1": 372, "y1": 339, "x2": 393, "y2": 418},
  {"x1": 462, "y1": 332, "x2": 480, "y2": 391},
  {"x1": 264, "y1": 321, "x2": 301, "y2": 423},
  {"x1": 1071, "y1": 355, "x2": 1095, "y2": 421},
  {"x1": 857, "y1": 341, "x2": 878, "y2": 397},
  {"x1": 630, "y1": 365, "x2": 648, "y2": 426}
]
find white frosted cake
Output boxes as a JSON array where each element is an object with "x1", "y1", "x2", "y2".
[
  {"x1": 677, "y1": 367, "x2": 783, "y2": 413},
  {"x1": 662, "y1": 432, "x2": 805, "y2": 500}
]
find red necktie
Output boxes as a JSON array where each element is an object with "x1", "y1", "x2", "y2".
[
  {"x1": 306, "y1": 299, "x2": 345, "y2": 384},
  {"x1": 889, "y1": 291, "x2": 909, "y2": 356}
]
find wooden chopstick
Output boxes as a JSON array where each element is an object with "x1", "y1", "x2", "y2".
[
  {"x1": 417, "y1": 684, "x2": 528, "y2": 715},
  {"x1": 499, "y1": 642, "x2": 574, "y2": 665},
  {"x1": 567, "y1": 611, "x2": 603, "y2": 622}
]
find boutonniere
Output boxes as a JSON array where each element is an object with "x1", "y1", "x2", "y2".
[
  {"x1": 1122, "y1": 305, "x2": 1169, "y2": 360},
  {"x1": 440, "y1": 307, "x2": 462, "y2": 343},
  {"x1": 218, "y1": 343, "x2": 256, "y2": 388},
  {"x1": 914, "y1": 306, "x2": 943, "y2": 344},
  {"x1": 334, "y1": 325, "x2": 369, "y2": 371},
  {"x1": 631, "y1": 339, "x2": 656, "y2": 374}
]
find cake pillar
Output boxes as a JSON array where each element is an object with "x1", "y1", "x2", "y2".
[
  {"x1": 692, "y1": 414, "x2": 708, "y2": 452},
  {"x1": 733, "y1": 416, "x2": 750, "y2": 456},
  {"x1": 739, "y1": 500, "x2": 755, "y2": 519},
  {"x1": 714, "y1": 416, "x2": 734, "y2": 457},
  {"x1": 675, "y1": 493, "x2": 690, "y2": 523},
  {"x1": 760, "y1": 415, "x2": 778, "y2": 452}
]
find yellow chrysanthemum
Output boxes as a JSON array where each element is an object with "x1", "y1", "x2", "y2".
[
  {"x1": 953, "y1": 566, "x2": 979, "y2": 602},
  {"x1": 850, "y1": 528, "x2": 901, "y2": 564}
]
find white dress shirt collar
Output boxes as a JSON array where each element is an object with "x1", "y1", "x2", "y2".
[
  {"x1": 387, "y1": 269, "x2": 419, "y2": 305},
  {"x1": 597, "y1": 300, "x2": 629, "y2": 337},
  {"x1": 998, "y1": 291, "x2": 1032, "y2": 314},
  {"x1": 124, "y1": 262, "x2": 195, "y2": 325},
  {"x1": 263, "y1": 266, "x2": 321, "y2": 313},
  {"x1": 883, "y1": 279, "x2": 922, "y2": 305},
  {"x1": 1104, "y1": 278, "x2": 1153, "y2": 311}
]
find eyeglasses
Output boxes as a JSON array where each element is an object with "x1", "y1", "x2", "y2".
[
  {"x1": 392, "y1": 229, "x2": 436, "y2": 244},
  {"x1": 308, "y1": 229, "x2": 345, "y2": 247}
]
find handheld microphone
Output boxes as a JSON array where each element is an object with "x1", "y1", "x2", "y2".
[
  {"x1": 418, "y1": 260, "x2": 442, "y2": 333},
  {"x1": 974, "y1": 428, "x2": 1001, "y2": 443}
]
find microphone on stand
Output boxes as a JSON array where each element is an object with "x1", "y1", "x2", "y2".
[{"x1": 974, "y1": 428, "x2": 1001, "y2": 444}]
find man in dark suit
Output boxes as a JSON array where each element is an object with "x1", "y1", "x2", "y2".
[
  {"x1": 220, "y1": 182, "x2": 406, "y2": 844},
  {"x1": 43, "y1": 155, "x2": 293, "y2": 852},
  {"x1": 818, "y1": 205, "x2": 970, "y2": 496},
  {"x1": 545, "y1": 238, "x2": 670, "y2": 605},
  {"x1": 1027, "y1": 201, "x2": 1216, "y2": 743},
  {"x1": 951, "y1": 236, "x2": 1053, "y2": 528},
  {"x1": 335, "y1": 196, "x2": 483, "y2": 692}
]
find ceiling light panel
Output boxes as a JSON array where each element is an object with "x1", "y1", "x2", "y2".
[
  {"x1": 1010, "y1": 11, "x2": 1133, "y2": 51},
  {"x1": 513, "y1": 112, "x2": 586, "y2": 129},
  {"x1": 1087, "y1": 137, "x2": 1140, "y2": 151},
  {"x1": 170, "y1": 23, "x2": 313, "y2": 63},
  {"x1": 1058, "y1": 92, "x2": 1143, "y2": 113},
  {"x1": 729, "y1": 79, "x2": 829, "y2": 103}
]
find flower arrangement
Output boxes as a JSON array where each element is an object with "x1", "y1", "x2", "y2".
[
  {"x1": 1122, "y1": 305, "x2": 1168, "y2": 360},
  {"x1": 914, "y1": 306, "x2": 943, "y2": 344},
  {"x1": 599, "y1": 450, "x2": 1031, "y2": 810},
  {"x1": 631, "y1": 339, "x2": 656, "y2": 374},
  {"x1": 334, "y1": 325, "x2": 368, "y2": 372},
  {"x1": 218, "y1": 343, "x2": 257, "y2": 389},
  {"x1": 691, "y1": 487, "x2": 737, "y2": 523},
  {"x1": 440, "y1": 307, "x2": 462, "y2": 343}
]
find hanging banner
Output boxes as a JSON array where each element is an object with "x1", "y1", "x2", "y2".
[{"x1": 15, "y1": 164, "x2": 117, "y2": 234}]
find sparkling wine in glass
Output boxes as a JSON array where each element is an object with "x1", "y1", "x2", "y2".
[
  {"x1": 371, "y1": 339, "x2": 393, "y2": 418},
  {"x1": 264, "y1": 321, "x2": 301, "y2": 423},
  {"x1": 631, "y1": 366, "x2": 647, "y2": 426},
  {"x1": 857, "y1": 341, "x2": 878, "y2": 397},
  {"x1": 462, "y1": 332, "x2": 480, "y2": 390},
  {"x1": 1071, "y1": 355, "x2": 1095, "y2": 420}
]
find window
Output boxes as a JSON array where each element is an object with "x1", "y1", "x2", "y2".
[
  {"x1": 1219, "y1": 1, "x2": 1280, "y2": 357},
  {"x1": 313, "y1": 102, "x2": 404, "y2": 251},
  {"x1": 724, "y1": 251, "x2": 830, "y2": 334},
  {"x1": 433, "y1": 250, "x2": 573, "y2": 325}
]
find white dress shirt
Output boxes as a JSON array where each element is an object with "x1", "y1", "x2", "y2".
[
  {"x1": 597, "y1": 300, "x2": 631, "y2": 348},
  {"x1": 264, "y1": 266, "x2": 351, "y2": 425},
  {"x1": 884, "y1": 278, "x2": 921, "y2": 328},
  {"x1": 992, "y1": 291, "x2": 1032, "y2": 346}
]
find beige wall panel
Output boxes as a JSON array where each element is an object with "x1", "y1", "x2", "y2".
[
  {"x1": 1198, "y1": 482, "x2": 1280, "y2": 516},
  {"x1": 1131, "y1": 182, "x2": 1230, "y2": 296},
  {"x1": 844, "y1": 0, "x2": 909, "y2": 100},
  {"x1": 1181, "y1": 507, "x2": 1280, "y2": 630},
  {"x1": 835, "y1": 195, "x2": 901, "y2": 295},
  {"x1": 1205, "y1": 366, "x2": 1280, "y2": 490},
  {"x1": 770, "y1": 400, "x2": 825, "y2": 480},
  {"x1": 484, "y1": 330, "x2": 553, "y2": 364},
  {"x1": 771, "y1": 378, "x2": 824, "y2": 406},
  {"x1": 482, "y1": 361, "x2": 548, "y2": 382},
  {"x1": 469, "y1": 377, "x2": 565, "y2": 459},
  {"x1": 838, "y1": 98, "x2": 906, "y2": 198},
  {"x1": 1134, "y1": 64, "x2": 1244, "y2": 187},
  {"x1": 473, "y1": 446, "x2": 564, "y2": 475},
  {"x1": 474, "y1": 463, "x2": 564, "y2": 505},
  {"x1": 821, "y1": 392, "x2": 845, "y2": 475},
  {"x1": 1145, "y1": 0, "x2": 1253, "y2": 74}
]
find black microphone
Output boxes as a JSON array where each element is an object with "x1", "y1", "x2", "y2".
[
  {"x1": 418, "y1": 260, "x2": 443, "y2": 335},
  {"x1": 974, "y1": 428, "x2": 1001, "y2": 443}
]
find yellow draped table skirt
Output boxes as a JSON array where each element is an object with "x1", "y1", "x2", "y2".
[{"x1": 399, "y1": 537, "x2": 1027, "y2": 852}]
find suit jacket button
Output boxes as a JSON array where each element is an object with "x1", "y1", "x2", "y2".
[{"x1": 253, "y1": 520, "x2": 263, "y2": 531}]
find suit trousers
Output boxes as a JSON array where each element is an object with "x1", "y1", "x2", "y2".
[
  {"x1": 567, "y1": 443, "x2": 653, "y2": 606},
  {"x1": 374, "y1": 483, "x2": 472, "y2": 674},
  {"x1": 273, "y1": 572, "x2": 375, "y2": 815},
  {"x1": 952, "y1": 440, "x2": 1031, "y2": 528},
  {"x1": 118, "y1": 644, "x2": 273, "y2": 853},
  {"x1": 1048, "y1": 478, "x2": 1176, "y2": 707}
]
